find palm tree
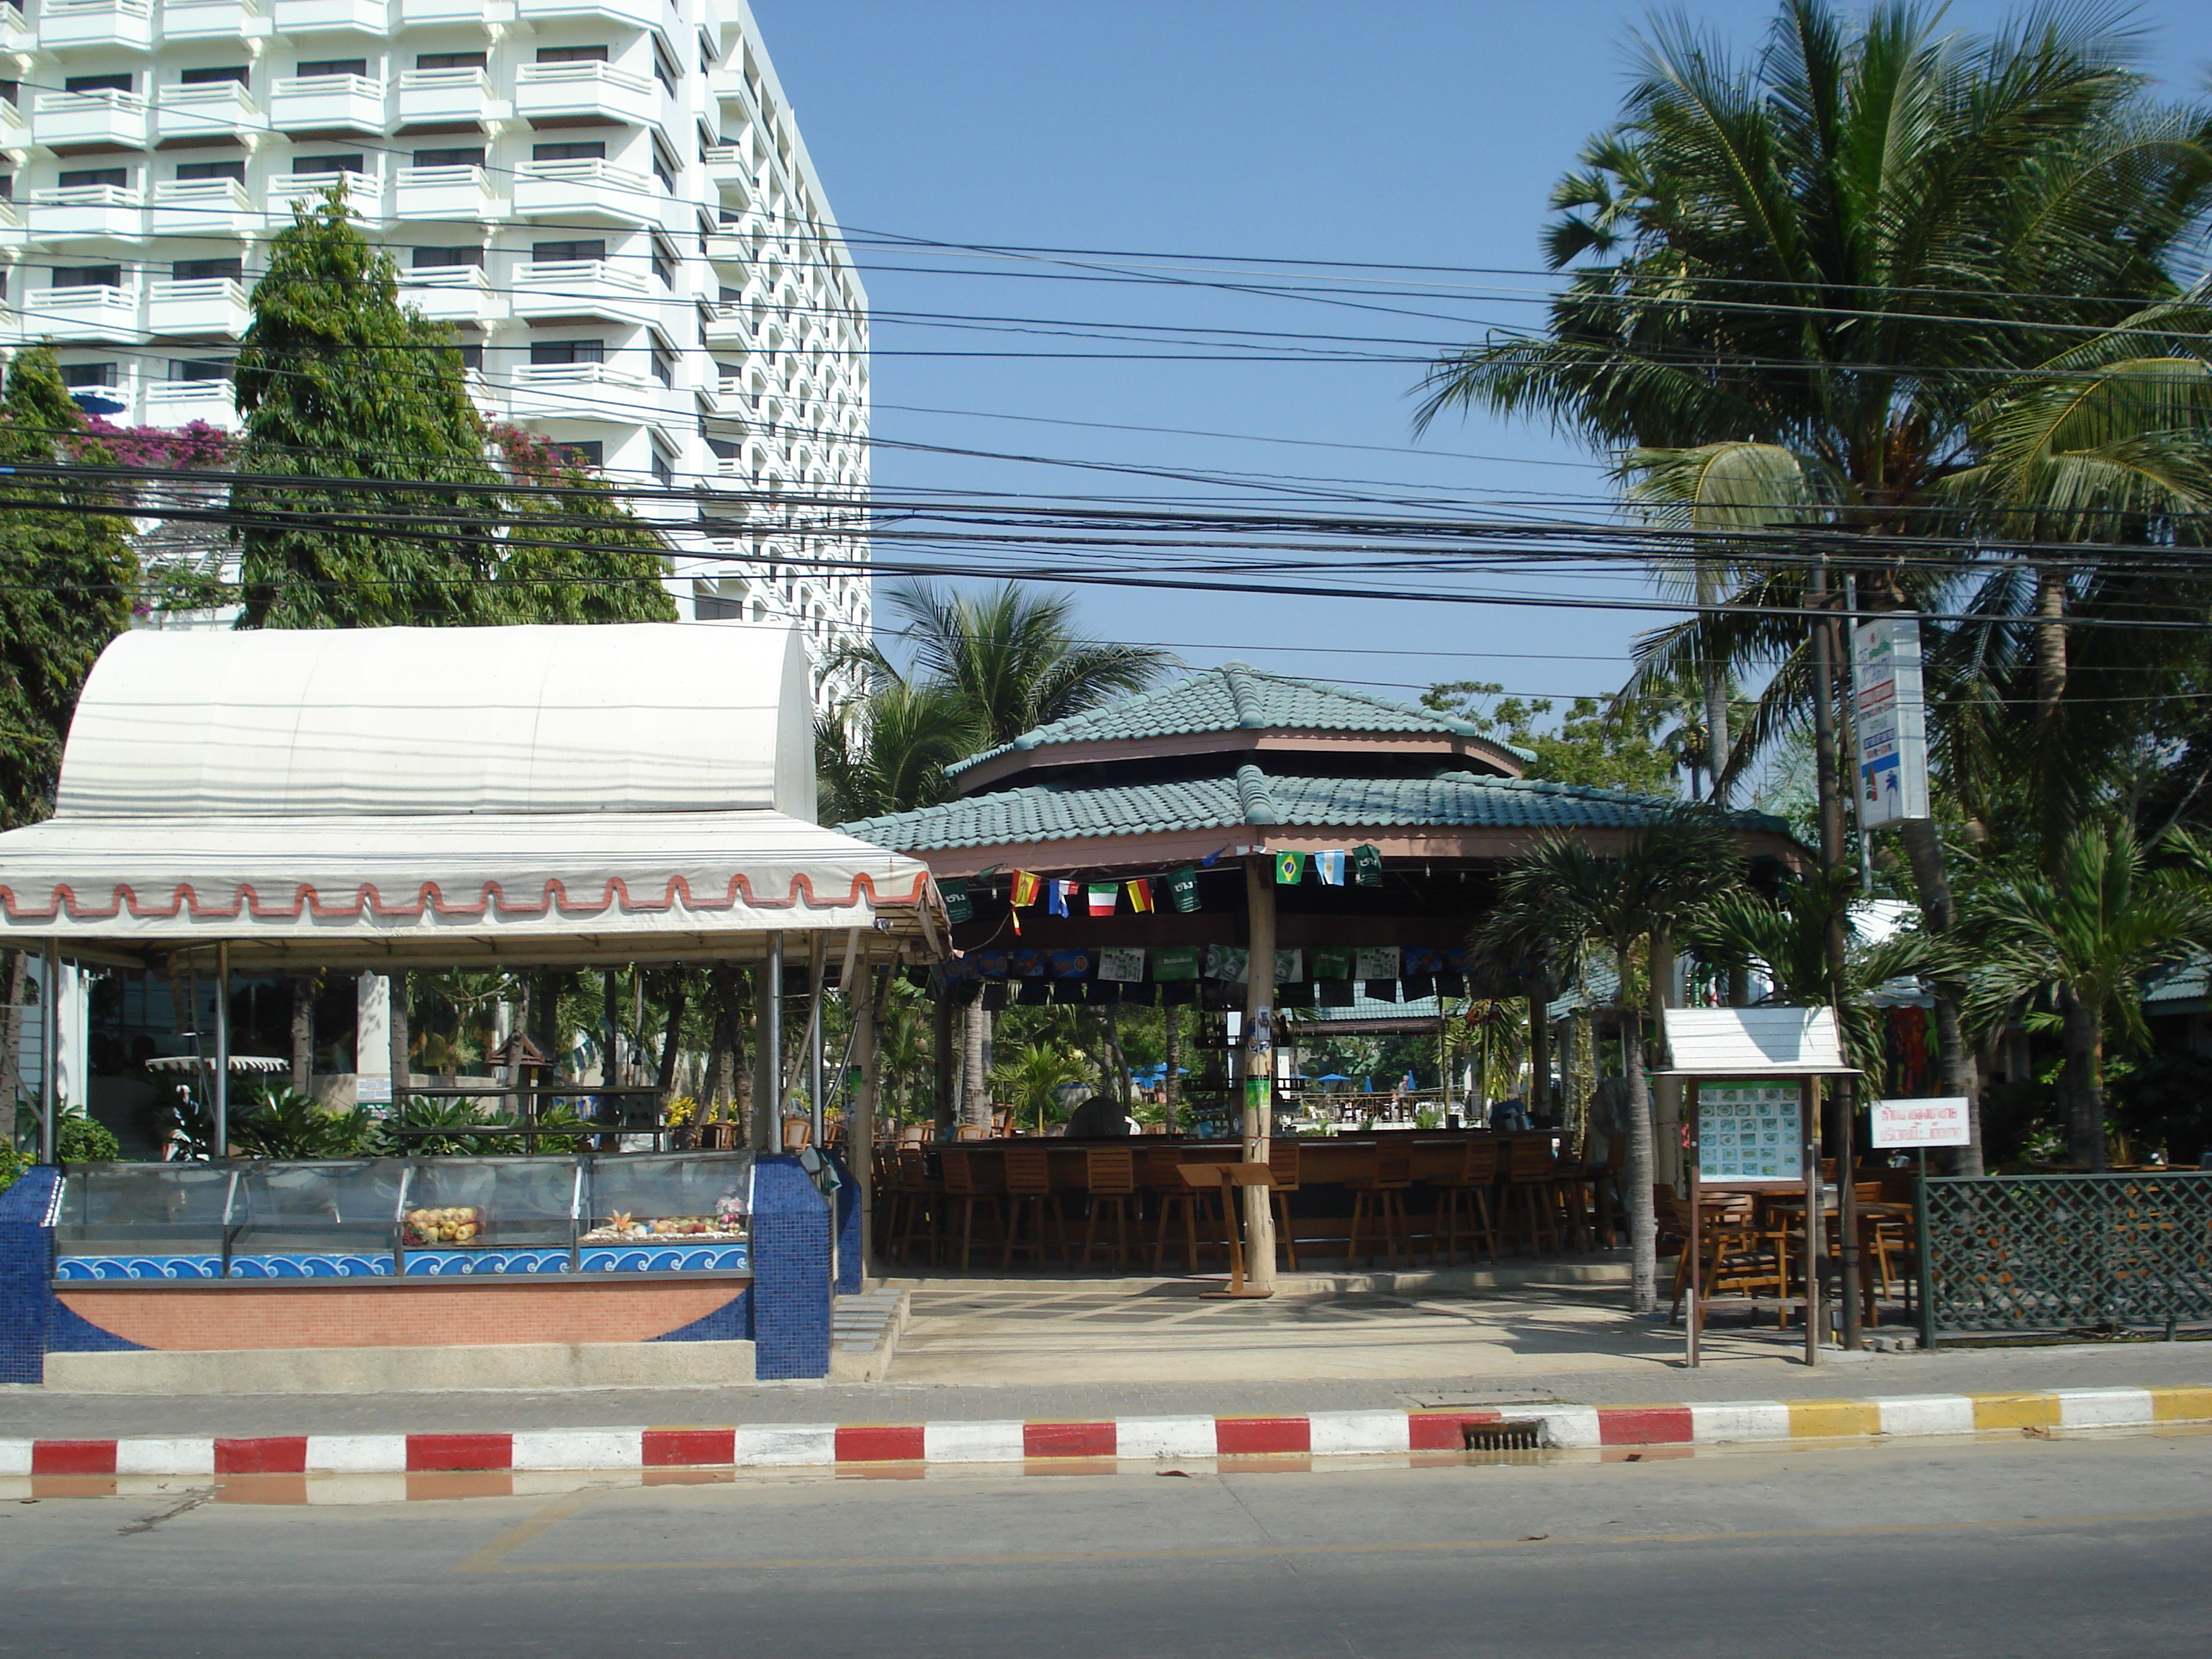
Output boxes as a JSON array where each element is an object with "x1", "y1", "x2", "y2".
[
  {"x1": 873, "y1": 580, "x2": 1177, "y2": 748},
  {"x1": 1483, "y1": 806, "x2": 1744, "y2": 1312},
  {"x1": 816, "y1": 680, "x2": 981, "y2": 824},
  {"x1": 1419, "y1": 0, "x2": 2212, "y2": 1164},
  {"x1": 991, "y1": 1040, "x2": 1087, "y2": 1136},
  {"x1": 1954, "y1": 821, "x2": 2212, "y2": 1170}
]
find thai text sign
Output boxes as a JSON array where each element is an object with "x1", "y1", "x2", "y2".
[
  {"x1": 1871, "y1": 1096, "x2": 1972, "y2": 1148},
  {"x1": 1852, "y1": 616, "x2": 1930, "y2": 827}
]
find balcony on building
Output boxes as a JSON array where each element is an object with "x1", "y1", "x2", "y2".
[
  {"x1": 0, "y1": 197, "x2": 23, "y2": 256},
  {"x1": 513, "y1": 61, "x2": 655, "y2": 130},
  {"x1": 393, "y1": 162, "x2": 499, "y2": 221},
  {"x1": 34, "y1": 0, "x2": 153, "y2": 50},
  {"x1": 143, "y1": 374, "x2": 238, "y2": 429},
  {"x1": 397, "y1": 262, "x2": 504, "y2": 325},
  {"x1": 506, "y1": 361, "x2": 650, "y2": 422},
  {"x1": 269, "y1": 72, "x2": 385, "y2": 136},
  {"x1": 701, "y1": 300, "x2": 753, "y2": 348},
  {"x1": 513, "y1": 0, "x2": 659, "y2": 30},
  {"x1": 158, "y1": 0, "x2": 263, "y2": 40},
  {"x1": 400, "y1": 0, "x2": 509, "y2": 19},
  {"x1": 154, "y1": 81, "x2": 262, "y2": 145},
  {"x1": 268, "y1": 165, "x2": 383, "y2": 225},
  {"x1": 27, "y1": 184, "x2": 143, "y2": 242},
  {"x1": 152, "y1": 176, "x2": 256, "y2": 235},
  {"x1": 146, "y1": 276, "x2": 249, "y2": 338},
  {"x1": 705, "y1": 374, "x2": 750, "y2": 419},
  {"x1": 397, "y1": 67, "x2": 506, "y2": 130},
  {"x1": 511, "y1": 258, "x2": 656, "y2": 326},
  {"x1": 701, "y1": 146, "x2": 752, "y2": 199},
  {"x1": 32, "y1": 89, "x2": 151, "y2": 151},
  {"x1": 20, "y1": 283, "x2": 142, "y2": 343},
  {"x1": 511, "y1": 158, "x2": 657, "y2": 227},
  {"x1": 268, "y1": 0, "x2": 387, "y2": 32}
]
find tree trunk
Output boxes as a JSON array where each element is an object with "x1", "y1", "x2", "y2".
[
  {"x1": 603, "y1": 969, "x2": 622, "y2": 1089},
  {"x1": 1102, "y1": 1005, "x2": 1130, "y2": 1112},
  {"x1": 2062, "y1": 988, "x2": 2105, "y2": 1171},
  {"x1": 716, "y1": 968, "x2": 750, "y2": 1137},
  {"x1": 961, "y1": 1001, "x2": 991, "y2": 1129},
  {"x1": 703, "y1": 966, "x2": 735, "y2": 1115},
  {"x1": 1162, "y1": 1003, "x2": 1181, "y2": 1133},
  {"x1": 0, "y1": 950, "x2": 24, "y2": 1112},
  {"x1": 2033, "y1": 567, "x2": 2069, "y2": 719},
  {"x1": 1527, "y1": 976, "x2": 1552, "y2": 1123},
  {"x1": 932, "y1": 996, "x2": 956, "y2": 1134},
  {"x1": 1621, "y1": 988, "x2": 1658, "y2": 1315},
  {"x1": 387, "y1": 971, "x2": 409, "y2": 1098},
  {"x1": 1899, "y1": 816, "x2": 1982, "y2": 1172},
  {"x1": 1704, "y1": 663, "x2": 1732, "y2": 808},
  {"x1": 289, "y1": 974, "x2": 315, "y2": 1096},
  {"x1": 655, "y1": 970, "x2": 689, "y2": 1099}
]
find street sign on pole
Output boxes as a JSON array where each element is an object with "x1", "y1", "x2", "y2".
[
  {"x1": 1851, "y1": 616, "x2": 1930, "y2": 827},
  {"x1": 1869, "y1": 1096, "x2": 1972, "y2": 1148}
]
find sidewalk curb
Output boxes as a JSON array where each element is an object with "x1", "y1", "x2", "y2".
[{"x1": 8, "y1": 1386, "x2": 2209, "y2": 1479}]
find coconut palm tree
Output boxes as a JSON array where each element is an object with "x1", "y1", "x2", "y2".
[
  {"x1": 991, "y1": 1040, "x2": 1087, "y2": 1136},
  {"x1": 816, "y1": 680, "x2": 982, "y2": 824},
  {"x1": 1483, "y1": 805, "x2": 1745, "y2": 1312},
  {"x1": 1954, "y1": 821, "x2": 2212, "y2": 1170},
  {"x1": 1419, "y1": 0, "x2": 2212, "y2": 1161}
]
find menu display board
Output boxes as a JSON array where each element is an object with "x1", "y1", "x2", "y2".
[{"x1": 1696, "y1": 1082, "x2": 1802, "y2": 1183}]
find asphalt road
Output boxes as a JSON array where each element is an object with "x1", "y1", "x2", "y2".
[{"x1": 5, "y1": 1434, "x2": 2209, "y2": 1657}]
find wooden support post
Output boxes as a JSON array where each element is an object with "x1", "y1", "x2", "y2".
[
  {"x1": 853, "y1": 964, "x2": 885, "y2": 1277},
  {"x1": 1240, "y1": 858, "x2": 1278, "y2": 1295},
  {"x1": 1686, "y1": 1080, "x2": 1702, "y2": 1367},
  {"x1": 1803, "y1": 1077, "x2": 1823, "y2": 1366}
]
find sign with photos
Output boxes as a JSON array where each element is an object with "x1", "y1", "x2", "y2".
[{"x1": 1696, "y1": 1082, "x2": 1802, "y2": 1184}]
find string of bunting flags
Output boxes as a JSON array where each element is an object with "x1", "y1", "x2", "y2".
[{"x1": 934, "y1": 844, "x2": 1388, "y2": 932}]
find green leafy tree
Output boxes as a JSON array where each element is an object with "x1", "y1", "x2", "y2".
[
  {"x1": 1423, "y1": 680, "x2": 1677, "y2": 795},
  {"x1": 485, "y1": 424, "x2": 676, "y2": 624},
  {"x1": 1482, "y1": 806, "x2": 1744, "y2": 1312},
  {"x1": 989, "y1": 1040, "x2": 1086, "y2": 1136},
  {"x1": 0, "y1": 348, "x2": 136, "y2": 828},
  {"x1": 1954, "y1": 822, "x2": 2212, "y2": 1170}
]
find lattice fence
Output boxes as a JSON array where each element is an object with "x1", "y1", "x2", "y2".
[{"x1": 1923, "y1": 1172, "x2": 2212, "y2": 1336}]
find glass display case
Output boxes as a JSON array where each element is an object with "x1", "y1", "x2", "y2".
[
  {"x1": 583, "y1": 1152, "x2": 752, "y2": 1245},
  {"x1": 50, "y1": 1151, "x2": 752, "y2": 1280}
]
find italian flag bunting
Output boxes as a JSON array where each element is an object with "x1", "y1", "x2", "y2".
[{"x1": 1087, "y1": 883, "x2": 1119, "y2": 917}]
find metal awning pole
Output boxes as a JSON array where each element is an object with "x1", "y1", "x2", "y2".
[
  {"x1": 212, "y1": 942, "x2": 231, "y2": 1159},
  {"x1": 808, "y1": 933, "x2": 826, "y2": 1148},
  {"x1": 755, "y1": 932, "x2": 781, "y2": 1151},
  {"x1": 37, "y1": 939, "x2": 58, "y2": 1164}
]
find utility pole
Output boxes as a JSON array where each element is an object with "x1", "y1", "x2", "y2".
[{"x1": 1808, "y1": 550, "x2": 1862, "y2": 1349}]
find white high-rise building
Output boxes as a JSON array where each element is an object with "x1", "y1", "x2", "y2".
[{"x1": 0, "y1": 0, "x2": 869, "y2": 699}]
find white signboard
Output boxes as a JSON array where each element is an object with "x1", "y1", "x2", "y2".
[
  {"x1": 1852, "y1": 616, "x2": 1930, "y2": 827},
  {"x1": 1696, "y1": 1082, "x2": 1802, "y2": 1183},
  {"x1": 1870, "y1": 1095, "x2": 1971, "y2": 1148}
]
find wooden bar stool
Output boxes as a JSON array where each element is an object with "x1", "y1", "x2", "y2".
[
  {"x1": 1145, "y1": 1148, "x2": 1210, "y2": 1274},
  {"x1": 1501, "y1": 1136, "x2": 1564, "y2": 1256},
  {"x1": 1079, "y1": 1147, "x2": 1138, "y2": 1271},
  {"x1": 1345, "y1": 1139, "x2": 1414, "y2": 1269},
  {"x1": 940, "y1": 1146, "x2": 1004, "y2": 1271},
  {"x1": 1426, "y1": 1138, "x2": 1501, "y2": 1265},
  {"x1": 1267, "y1": 1141, "x2": 1302, "y2": 1271},
  {"x1": 1001, "y1": 1144, "x2": 1063, "y2": 1269},
  {"x1": 886, "y1": 1147, "x2": 939, "y2": 1266}
]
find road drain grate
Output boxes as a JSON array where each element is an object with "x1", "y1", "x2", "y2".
[{"x1": 1462, "y1": 1423, "x2": 1543, "y2": 1453}]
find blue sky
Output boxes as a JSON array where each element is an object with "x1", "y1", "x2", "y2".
[{"x1": 749, "y1": 0, "x2": 2210, "y2": 716}]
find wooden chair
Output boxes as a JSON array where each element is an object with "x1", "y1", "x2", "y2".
[
  {"x1": 1426, "y1": 1138, "x2": 1500, "y2": 1265},
  {"x1": 940, "y1": 1146, "x2": 1004, "y2": 1271},
  {"x1": 1079, "y1": 1147, "x2": 1138, "y2": 1271},
  {"x1": 1501, "y1": 1136, "x2": 1565, "y2": 1256},
  {"x1": 898, "y1": 1123, "x2": 928, "y2": 1148},
  {"x1": 886, "y1": 1148, "x2": 939, "y2": 1266},
  {"x1": 1346, "y1": 1139, "x2": 1415, "y2": 1269},
  {"x1": 1000, "y1": 1144, "x2": 1062, "y2": 1269},
  {"x1": 1672, "y1": 1192, "x2": 1787, "y2": 1325},
  {"x1": 991, "y1": 1106, "x2": 1015, "y2": 1137},
  {"x1": 781, "y1": 1115, "x2": 813, "y2": 1151},
  {"x1": 1145, "y1": 1148, "x2": 1210, "y2": 1273},
  {"x1": 954, "y1": 1123, "x2": 992, "y2": 1141},
  {"x1": 1267, "y1": 1141, "x2": 1302, "y2": 1270}
]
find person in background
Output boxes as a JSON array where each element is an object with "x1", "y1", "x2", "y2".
[{"x1": 1063, "y1": 1094, "x2": 1132, "y2": 1138}]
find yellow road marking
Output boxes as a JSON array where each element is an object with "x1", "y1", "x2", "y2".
[{"x1": 451, "y1": 1487, "x2": 598, "y2": 1575}]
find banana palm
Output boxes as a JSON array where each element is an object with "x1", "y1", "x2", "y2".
[
  {"x1": 1954, "y1": 821, "x2": 2212, "y2": 1170},
  {"x1": 1482, "y1": 805, "x2": 1744, "y2": 1312}
]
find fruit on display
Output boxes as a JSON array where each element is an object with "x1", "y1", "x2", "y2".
[
  {"x1": 402, "y1": 1205, "x2": 484, "y2": 1246},
  {"x1": 579, "y1": 1207, "x2": 747, "y2": 1244}
]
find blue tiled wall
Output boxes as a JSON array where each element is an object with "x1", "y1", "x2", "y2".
[
  {"x1": 0, "y1": 1167, "x2": 60, "y2": 1384},
  {"x1": 749, "y1": 1154, "x2": 832, "y2": 1380},
  {"x1": 830, "y1": 1151, "x2": 863, "y2": 1295}
]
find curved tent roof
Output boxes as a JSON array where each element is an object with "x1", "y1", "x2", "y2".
[{"x1": 0, "y1": 624, "x2": 940, "y2": 971}]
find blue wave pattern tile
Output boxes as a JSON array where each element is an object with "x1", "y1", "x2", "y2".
[
  {"x1": 580, "y1": 1245, "x2": 748, "y2": 1274},
  {"x1": 55, "y1": 1254, "x2": 228, "y2": 1282},
  {"x1": 403, "y1": 1249, "x2": 574, "y2": 1277},
  {"x1": 228, "y1": 1254, "x2": 393, "y2": 1279}
]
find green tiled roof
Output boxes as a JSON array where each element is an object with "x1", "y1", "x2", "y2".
[
  {"x1": 838, "y1": 764, "x2": 1786, "y2": 852},
  {"x1": 945, "y1": 663, "x2": 1527, "y2": 778}
]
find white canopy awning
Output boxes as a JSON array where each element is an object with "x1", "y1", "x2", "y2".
[{"x1": 0, "y1": 624, "x2": 942, "y2": 970}]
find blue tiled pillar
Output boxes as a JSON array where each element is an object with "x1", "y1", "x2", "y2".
[
  {"x1": 749, "y1": 1154, "x2": 832, "y2": 1380},
  {"x1": 830, "y1": 1151, "x2": 863, "y2": 1295},
  {"x1": 0, "y1": 1167, "x2": 60, "y2": 1385}
]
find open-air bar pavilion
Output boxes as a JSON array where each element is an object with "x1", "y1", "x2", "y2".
[{"x1": 837, "y1": 664, "x2": 1807, "y2": 1290}]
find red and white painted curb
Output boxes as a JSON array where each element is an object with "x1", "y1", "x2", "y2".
[{"x1": 6, "y1": 1386, "x2": 2208, "y2": 1481}]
